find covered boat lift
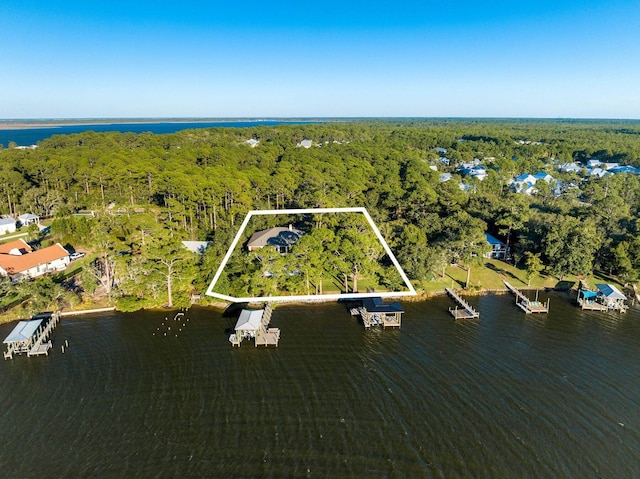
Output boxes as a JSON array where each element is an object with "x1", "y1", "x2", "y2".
[{"x1": 229, "y1": 305, "x2": 280, "y2": 347}]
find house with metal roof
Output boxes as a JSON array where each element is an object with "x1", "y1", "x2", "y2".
[
  {"x1": 484, "y1": 232, "x2": 509, "y2": 260},
  {"x1": 247, "y1": 226, "x2": 304, "y2": 253},
  {"x1": 0, "y1": 217, "x2": 17, "y2": 235}
]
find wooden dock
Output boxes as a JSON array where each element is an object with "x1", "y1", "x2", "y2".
[
  {"x1": 445, "y1": 288, "x2": 479, "y2": 319},
  {"x1": 4, "y1": 312, "x2": 60, "y2": 360},
  {"x1": 27, "y1": 312, "x2": 60, "y2": 357},
  {"x1": 350, "y1": 297, "x2": 404, "y2": 329},
  {"x1": 503, "y1": 281, "x2": 549, "y2": 314},
  {"x1": 230, "y1": 304, "x2": 280, "y2": 347}
]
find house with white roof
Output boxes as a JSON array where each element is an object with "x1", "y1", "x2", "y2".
[
  {"x1": 181, "y1": 241, "x2": 210, "y2": 254},
  {"x1": 587, "y1": 167, "x2": 609, "y2": 178},
  {"x1": 18, "y1": 213, "x2": 40, "y2": 226},
  {"x1": 245, "y1": 139, "x2": 259, "y2": 148},
  {"x1": 586, "y1": 159, "x2": 602, "y2": 168},
  {"x1": 0, "y1": 218, "x2": 17, "y2": 235},
  {"x1": 510, "y1": 172, "x2": 554, "y2": 195},
  {"x1": 296, "y1": 139, "x2": 313, "y2": 148},
  {"x1": 558, "y1": 162, "x2": 582, "y2": 174}
]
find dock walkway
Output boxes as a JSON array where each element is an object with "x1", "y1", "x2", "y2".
[
  {"x1": 27, "y1": 312, "x2": 60, "y2": 357},
  {"x1": 503, "y1": 281, "x2": 549, "y2": 314},
  {"x1": 445, "y1": 288, "x2": 479, "y2": 319}
]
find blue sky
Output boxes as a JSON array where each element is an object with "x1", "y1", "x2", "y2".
[{"x1": 1, "y1": 1, "x2": 639, "y2": 118}]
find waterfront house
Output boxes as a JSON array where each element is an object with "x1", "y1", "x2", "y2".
[
  {"x1": 0, "y1": 240, "x2": 70, "y2": 282},
  {"x1": 0, "y1": 217, "x2": 17, "y2": 235},
  {"x1": 247, "y1": 226, "x2": 304, "y2": 253},
  {"x1": 484, "y1": 232, "x2": 509, "y2": 260}
]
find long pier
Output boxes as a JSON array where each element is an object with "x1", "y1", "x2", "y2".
[
  {"x1": 503, "y1": 281, "x2": 549, "y2": 314},
  {"x1": 445, "y1": 288, "x2": 480, "y2": 319}
]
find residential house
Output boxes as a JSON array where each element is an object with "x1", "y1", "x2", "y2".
[
  {"x1": 0, "y1": 239, "x2": 70, "y2": 282},
  {"x1": 17, "y1": 213, "x2": 40, "y2": 226},
  {"x1": 181, "y1": 241, "x2": 210, "y2": 254},
  {"x1": 558, "y1": 162, "x2": 582, "y2": 174},
  {"x1": 245, "y1": 139, "x2": 259, "y2": 148},
  {"x1": 458, "y1": 162, "x2": 488, "y2": 181},
  {"x1": 0, "y1": 218, "x2": 17, "y2": 235},
  {"x1": 296, "y1": 139, "x2": 313, "y2": 148},
  {"x1": 247, "y1": 226, "x2": 304, "y2": 253},
  {"x1": 587, "y1": 167, "x2": 609, "y2": 178},
  {"x1": 586, "y1": 159, "x2": 602, "y2": 168},
  {"x1": 484, "y1": 233, "x2": 509, "y2": 260},
  {"x1": 510, "y1": 172, "x2": 554, "y2": 195},
  {"x1": 610, "y1": 165, "x2": 640, "y2": 175}
]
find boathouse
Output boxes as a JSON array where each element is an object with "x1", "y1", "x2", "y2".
[
  {"x1": 595, "y1": 284, "x2": 627, "y2": 312},
  {"x1": 3, "y1": 312, "x2": 60, "y2": 359},
  {"x1": 351, "y1": 297, "x2": 404, "y2": 328},
  {"x1": 229, "y1": 305, "x2": 280, "y2": 347}
]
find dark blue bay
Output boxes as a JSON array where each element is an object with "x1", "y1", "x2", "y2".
[{"x1": 1, "y1": 293, "x2": 639, "y2": 478}]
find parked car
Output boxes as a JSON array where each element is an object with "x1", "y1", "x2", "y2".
[{"x1": 69, "y1": 252, "x2": 85, "y2": 260}]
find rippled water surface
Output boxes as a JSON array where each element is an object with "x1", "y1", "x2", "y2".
[{"x1": 1, "y1": 292, "x2": 639, "y2": 478}]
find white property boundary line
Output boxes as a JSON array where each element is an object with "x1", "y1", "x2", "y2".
[{"x1": 205, "y1": 207, "x2": 416, "y2": 302}]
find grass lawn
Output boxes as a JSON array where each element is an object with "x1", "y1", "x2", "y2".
[{"x1": 418, "y1": 258, "x2": 627, "y2": 294}]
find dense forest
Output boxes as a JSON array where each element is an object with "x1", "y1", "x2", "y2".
[{"x1": 1, "y1": 119, "x2": 640, "y2": 312}]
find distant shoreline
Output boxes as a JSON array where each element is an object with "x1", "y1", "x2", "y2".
[{"x1": 0, "y1": 118, "x2": 328, "y2": 131}]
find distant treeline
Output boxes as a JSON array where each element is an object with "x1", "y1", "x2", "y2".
[{"x1": 1, "y1": 120, "x2": 640, "y2": 310}]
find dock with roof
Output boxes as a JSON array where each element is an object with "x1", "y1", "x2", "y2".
[
  {"x1": 3, "y1": 312, "x2": 60, "y2": 359},
  {"x1": 350, "y1": 297, "x2": 404, "y2": 328},
  {"x1": 577, "y1": 281, "x2": 627, "y2": 312},
  {"x1": 229, "y1": 304, "x2": 280, "y2": 347}
]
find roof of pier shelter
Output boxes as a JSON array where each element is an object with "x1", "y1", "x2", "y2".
[
  {"x1": 3, "y1": 319, "x2": 43, "y2": 344},
  {"x1": 363, "y1": 297, "x2": 404, "y2": 313},
  {"x1": 234, "y1": 309, "x2": 264, "y2": 331},
  {"x1": 595, "y1": 284, "x2": 626, "y2": 300}
]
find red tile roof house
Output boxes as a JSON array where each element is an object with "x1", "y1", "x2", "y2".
[{"x1": 0, "y1": 239, "x2": 70, "y2": 282}]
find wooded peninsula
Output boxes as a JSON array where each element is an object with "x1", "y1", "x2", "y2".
[{"x1": 1, "y1": 119, "x2": 640, "y2": 318}]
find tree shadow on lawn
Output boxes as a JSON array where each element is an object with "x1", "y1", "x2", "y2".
[{"x1": 485, "y1": 261, "x2": 521, "y2": 283}]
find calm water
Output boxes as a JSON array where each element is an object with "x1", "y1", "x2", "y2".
[
  {"x1": 0, "y1": 120, "x2": 316, "y2": 146},
  {"x1": 1, "y1": 292, "x2": 639, "y2": 478}
]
